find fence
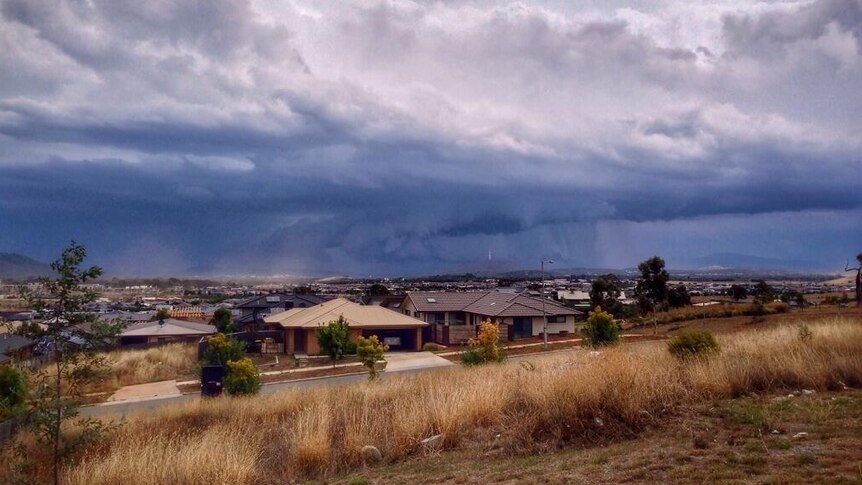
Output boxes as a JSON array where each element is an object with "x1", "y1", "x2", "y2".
[{"x1": 198, "y1": 330, "x2": 286, "y2": 359}]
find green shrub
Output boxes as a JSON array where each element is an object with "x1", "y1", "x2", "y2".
[
  {"x1": 356, "y1": 335, "x2": 388, "y2": 380},
  {"x1": 224, "y1": 357, "x2": 261, "y2": 395},
  {"x1": 667, "y1": 330, "x2": 720, "y2": 358},
  {"x1": 203, "y1": 333, "x2": 245, "y2": 366},
  {"x1": 317, "y1": 315, "x2": 351, "y2": 363},
  {"x1": 0, "y1": 365, "x2": 27, "y2": 419},
  {"x1": 423, "y1": 342, "x2": 444, "y2": 352},
  {"x1": 460, "y1": 348, "x2": 484, "y2": 366},
  {"x1": 582, "y1": 306, "x2": 619, "y2": 347}
]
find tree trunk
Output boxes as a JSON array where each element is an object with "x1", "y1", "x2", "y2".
[
  {"x1": 53, "y1": 351, "x2": 61, "y2": 485},
  {"x1": 856, "y1": 269, "x2": 861, "y2": 309}
]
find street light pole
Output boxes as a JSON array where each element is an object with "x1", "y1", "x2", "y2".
[{"x1": 541, "y1": 259, "x2": 554, "y2": 350}]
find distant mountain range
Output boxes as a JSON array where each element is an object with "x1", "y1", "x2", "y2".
[
  {"x1": 0, "y1": 252, "x2": 52, "y2": 280},
  {"x1": 683, "y1": 253, "x2": 824, "y2": 271}
]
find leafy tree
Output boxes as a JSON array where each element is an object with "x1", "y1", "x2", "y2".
[
  {"x1": 151, "y1": 308, "x2": 171, "y2": 321},
  {"x1": 728, "y1": 284, "x2": 748, "y2": 301},
  {"x1": 461, "y1": 319, "x2": 505, "y2": 366},
  {"x1": 18, "y1": 241, "x2": 125, "y2": 485},
  {"x1": 223, "y1": 358, "x2": 261, "y2": 395},
  {"x1": 292, "y1": 285, "x2": 314, "y2": 295},
  {"x1": 366, "y1": 283, "x2": 390, "y2": 296},
  {"x1": 667, "y1": 284, "x2": 691, "y2": 308},
  {"x1": 356, "y1": 335, "x2": 388, "y2": 380},
  {"x1": 203, "y1": 333, "x2": 245, "y2": 366},
  {"x1": 635, "y1": 256, "x2": 669, "y2": 313},
  {"x1": 589, "y1": 276, "x2": 622, "y2": 315},
  {"x1": 751, "y1": 280, "x2": 777, "y2": 304},
  {"x1": 581, "y1": 306, "x2": 620, "y2": 347},
  {"x1": 0, "y1": 365, "x2": 27, "y2": 420},
  {"x1": 209, "y1": 308, "x2": 235, "y2": 333},
  {"x1": 316, "y1": 315, "x2": 351, "y2": 364}
]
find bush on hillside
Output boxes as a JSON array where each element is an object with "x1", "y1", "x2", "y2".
[
  {"x1": 667, "y1": 330, "x2": 720, "y2": 359},
  {"x1": 0, "y1": 365, "x2": 27, "y2": 419},
  {"x1": 224, "y1": 358, "x2": 261, "y2": 395},
  {"x1": 582, "y1": 306, "x2": 620, "y2": 347}
]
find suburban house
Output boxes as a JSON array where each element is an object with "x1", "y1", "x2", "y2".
[
  {"x1": 556, "y1": 290, "x2": 592, "y2": 311},
  {"x1": 264, "y1": 298, "x2": 427, "y2": 354},
  {"x1": 118, "y1": 318, "x2": 216, "y2": 345},
  {"x1": 402, "y1": 291, "x2": 583, "y2": 345},
  {"x1": 235, "y1": 293, "x2": 328, "y2": 331},
  {"x1": 0, "y1": 333, "x2": 35, "y2": 365},
  {"x1": 170, "y1": 305, "x2": 208, "y2": 321}
]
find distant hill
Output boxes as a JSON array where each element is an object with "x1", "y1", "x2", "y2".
[
  {"x1": 0, "y1": 252, "x2": 52, "y2": 280},
  {"x1": 686, "y1": 253, "x2": 823, "y2": 272}
]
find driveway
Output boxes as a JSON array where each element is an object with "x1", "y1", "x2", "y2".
[
  {"x1": 383, "y1": 351, "x2": 454, "y2": 372},
  {"x1": 107, "y1": 380, "x2": 181, "y2": 402}
]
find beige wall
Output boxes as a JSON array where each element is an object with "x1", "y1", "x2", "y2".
[{"x1": 530, "y1": 315, "x2": 579, "y2": 337}]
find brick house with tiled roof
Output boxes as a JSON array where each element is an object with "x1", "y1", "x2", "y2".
[{"x1": 402, "y1": 291, "x2": 583, "y2": 345}]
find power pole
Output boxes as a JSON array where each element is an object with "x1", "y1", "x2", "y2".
[{"x1": 541, "y1": 260, "x2": 554, "y2": 350}]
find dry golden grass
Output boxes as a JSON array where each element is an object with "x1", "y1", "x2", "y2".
[
  {"x1": 44, "y1": 318, "x2": 862, "y2": 484},
  {"x1": 80, "y1": 343, "x2": 198, "y2": 393},
  {"x1": 636, "y1": 301, "x2": 790, "y2": 327}
]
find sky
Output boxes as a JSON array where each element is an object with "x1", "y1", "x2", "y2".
[{"x1": 0, "y1": 0, "x2": 860, "y2": 277}]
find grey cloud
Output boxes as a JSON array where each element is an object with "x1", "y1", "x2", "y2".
[{"x1": 0, "y1": 0, "x2": 859, "y2": 275}]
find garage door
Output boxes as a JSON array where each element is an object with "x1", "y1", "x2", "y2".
[{"x1": 361, "y1": 328, "x2": 417, "y2": 351}]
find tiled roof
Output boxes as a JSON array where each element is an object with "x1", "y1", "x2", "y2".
[
  {"x1": 0, "y1": 333, "x2": 34, "y2": 354},
  {"x1": 236, "y1": 293, "x2": 327, "y2": 309},
  {"x1": 405, "y1": 292, "x2": 486, "y2": 312},
  {"x1": 170, "y1": 306, "x2": 206, "y2": 319},
  {"x1": 407, "y1": 291, "x2": 581, "y2": 317},
  {"x1": 264, "y1": 298, "x2": 427, "y2": 329},
  {"x1": 120, "y1": 319, "x2": 216, "y2": 337}
]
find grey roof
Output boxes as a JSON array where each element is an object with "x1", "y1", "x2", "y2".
[
  {"x1": 236, "y1": 293, "x2": 327, "y2": 309},
  {"x1": 407, "y1": 291, "x2": 580, "y2": 317},
  {"x1": 406, "y1": 292, "x2": 486, "y2": 312},
  {"x1": 120, "y1": 319, "x2": 216, "y2": 337},
  {"x1": 0, "y1": 333, "x2": 34, "y2": 354}
]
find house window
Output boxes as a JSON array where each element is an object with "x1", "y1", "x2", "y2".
[
  {"x1": 546, "y1": 315, "x2": 566, "y2": 323},
  {"x1": 449, "y1": 312, "x2": 466, "y2": 325},
  {"x1": 428, "y1": 312, "x2": 445, "y2": 324}
]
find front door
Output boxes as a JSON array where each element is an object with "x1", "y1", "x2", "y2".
[
  {"x1": 512, "y1": 317, "x2": 532, "y2": 339},
  {"x1": 294, "y1": 329, "x2": 306, "y2": 353}
]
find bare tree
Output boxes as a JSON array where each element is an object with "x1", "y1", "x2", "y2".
[{"x1": 845, "y1": 252, "x2": 862, "y2": 309}]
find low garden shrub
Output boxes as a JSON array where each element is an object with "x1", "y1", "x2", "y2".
[
  {"x1": 224, "y1": 358, "x2": 261, "y2": 395},
  {"x1": 667, "y1": 330, "x2": 720, "y2": 358}
]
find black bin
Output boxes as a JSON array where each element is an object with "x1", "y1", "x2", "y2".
[{"x1": 201, "y1": 365, "x2": 225, "y2": 397}]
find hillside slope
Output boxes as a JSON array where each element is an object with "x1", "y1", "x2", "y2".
[{"x1": 0, "y1": 252, "x2": 52, "y2": 279}]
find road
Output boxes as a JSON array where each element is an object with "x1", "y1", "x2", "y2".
[
  {"x1": 79, "y1": 347, "x2": 586, "y2": 419},
  {"x1": 79, "y1": 364, "x2": 455, "y2": 418}
]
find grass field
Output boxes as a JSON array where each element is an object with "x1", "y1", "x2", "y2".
[
  {"x1": 7, "y1": 316, "x2": 848, "y2": 484},
  {"x1": 80, "y1": 342, "x2": 198, "y2": 393},
  {"x1": 334, "y1": 390, "x2": 862, "y2": 484}
]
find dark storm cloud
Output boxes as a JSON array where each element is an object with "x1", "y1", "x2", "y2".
[{"x1": 0, "y1": 0, "x2": 860, "y2": 275}]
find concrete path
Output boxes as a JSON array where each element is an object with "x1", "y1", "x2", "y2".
[
  {"x1": 80, "y1": 365, "x2": 452, "y2": 419},
  {"x1": 107, "y1": 380, "x2": 181, "y2": 402},
  {"x1": 383, "y1": 351, "x2": 455, "y2": 372}
]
